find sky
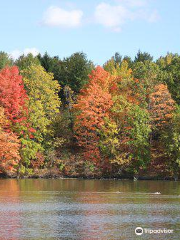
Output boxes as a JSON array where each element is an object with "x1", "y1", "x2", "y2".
[{"x1": 0, "y1": 0, "x2": 180, "y2": 65}]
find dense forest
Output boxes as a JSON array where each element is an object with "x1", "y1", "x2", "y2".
[{"x1": 0, "y1": 50, "x2": 180, "y2": 179}]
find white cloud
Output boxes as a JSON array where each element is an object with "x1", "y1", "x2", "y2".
[
  {"x1": 42, "y1": 6, "x2": 83, "y2": 28},
  {"x1": 10, "y1": 48, "x2": 39, "y2": 60},
  {"x1": 10, "y1": 50, "x2": 22, "y2": 60},
  {"x1": 95, "y1": 1, "x2": 159, "y2": 31},
  {"x1": 95, "y1": 3, "x2": 130, "y2": 32},
  {"x1": 116, "y1": 0, "x2": 147, "y2": 7}
]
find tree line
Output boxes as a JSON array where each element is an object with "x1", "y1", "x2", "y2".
[{"x1": 0, "y1": 50, "x2": 180, "y2": 178}]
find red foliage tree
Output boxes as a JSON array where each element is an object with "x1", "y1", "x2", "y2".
[{"x1": 0, "y1": 66, "x2": 28, "y2": 125}]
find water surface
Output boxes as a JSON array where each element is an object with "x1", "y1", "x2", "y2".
[{"x1": 0, "y1": 179, "x2": 180, "y2": 239}]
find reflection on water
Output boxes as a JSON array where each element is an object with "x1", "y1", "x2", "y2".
[{"x1": 0, "y1": 179, "x2": 180, "y2": 239}]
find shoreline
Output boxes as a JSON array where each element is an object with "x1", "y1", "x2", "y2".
[
  {"x1": 1, "y1": 166, "x2": 179, "y2": 181},
  {"x1": 0, "y1": 175, "x2": 179, "y2": 181}
]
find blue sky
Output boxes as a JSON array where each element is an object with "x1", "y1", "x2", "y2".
[{"x1": 0, "y1": 0, "x2": 180, "y2": 65}]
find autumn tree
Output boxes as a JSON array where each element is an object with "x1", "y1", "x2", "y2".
[
  {"x1": 149, "y1": 84, "x2": 175, "y2": 131},
  {"x1": 0, "y1": 66, "x2": 38, "y2": 167},
  {"x1": 21, "y1": 64, "x2": 61, "y2": 164},
  {"x1": 101, "y1": 61, "x2": 151, "y2": 172},
  {"x1": 38, "y1": 52, "x2": 60, "y2": 74},
  {"x1": 132, "y1": 61, "x2": 161, "y2": 107},
  {"x1": 61, "y1": 52, "x2": 94, "y2": 93},
  {"x1": 16, "y1": 53, "x2": 40, "y2": 70},
  {"x1": 0, "y1": 66, "x2": 28, "y2": 125},
  {"x1": 103, "y1": 58, "x2": 121, "y2": 77},
  {"x1": 0, "y1": 51, "x2": 13, "y2": 70},
  {"x1": 161, "y1": 106, "x2": 180, "y2": 175},
  {"x1": 156, "y1": 53, "x2": 175, "y2": 68},
  {"x1": 74, "y1": 63, "x2": 151, "y2": 174},
  {"x1": 0, "y1": 107, "x2": 20, "y2": 175},
  {"x1": 74, "y1": 66, "x2": 113, "y2": 164},
  {"x1": 39, "y1": 52, "x2": 94, "y2": 97},
  {"x1": 123, "y1": 55, "x2": 133, "y2": 68},
  {"x1": 134, "y1": 50, "x2": 153, "y2": 63},
  {"x1": 157, "y1": 55, "x2": 180, "y2": 104}
]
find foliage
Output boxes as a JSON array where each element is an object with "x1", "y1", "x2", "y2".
[
  {"x1": 99, "y1": 117, "x2": 127, "y2": 166},
  {"x1": 158, "y1": 55, "x2": 180, "y2": 104},
  {"x1": 21, "y1": 64, "x2": 61, "y2": 163},
  {"x1": 0, "y1": 66, "x2": 28, "y2": 125},
  {"x1": 39, "y1": 52, "x2": 94, "y2": 95},
  {"x1": 0, "y1": 51, "x2": 13, "y2": 70},
  {"x1": 74, "y1": 64, "x2": 151, "y2": 172},
  {"x1": 99, "y1": 105, "x2": 151, "y2": 170},
  {"x1": 0, "y1": 50, "x2": 180, "y2": 178},
  {"x1": 31, "y1": 152, "x2": 45, "y2": 169},
  {"x1": 0, "y1": 107, "x2": 20, "y2": 174},
  {"x1": 156, "y1": 53, "x2": 179, "y2": 68},
  {"x1": 103, "y1": 58, "x2": 119, "y2": 76},
  {"x1": 16, "y1": 53, "x2": 40, "y2": 71},
  {"x1": 123, "y1": 55, "x2": 133, "y2": 68},
  {"x1": 113, "y1": 52, "x2": 122, "y2": 66},
  {"x1": 22, "y1": 65, "x2": 60, "y2": 137},
  {"x1": 161, "y1": 106, "x2": 180, "y2": 173},
  {"x1": 132, "y1": 61, "x2": 162, "y2": 108},
  {"x1": 38, "y1": 53, "x2": 62, "y2": 81},
  {"x1": 99, "y1": 72, "x2": 151, "y2": 171},
  {"x1": 134, "y1": 50, "x2": 153, "y2": 63},
  {"x1": 149, "y1": 84, "x2": 175, "y2": 130},
  {"x1": 125, "y1": 105, "x2": 151, "y2": 168},
  {"x1": 0, "y1": 66, "x2": 41, "y2": 167},
  {"x1": 74, "y1": 66, "x2": 114, "y2": 163}
]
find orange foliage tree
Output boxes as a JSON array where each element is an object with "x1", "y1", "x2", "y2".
[
  {"x1": 149, "y1": 83, "x2": 175, "y2": 130},
  {"x1": 74, "y1": 66, "x2": 114, "y2": 163},
  {"x1": 0, "y1": 107, "x2": 20, "y2": 175}
]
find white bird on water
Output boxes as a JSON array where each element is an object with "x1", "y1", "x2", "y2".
[
  {"x1": 133, "y1": 177, "x2": 138, "y2": 181},
  {"x1": 154, "y1": 192, "x2": 161, "y2": 195}
]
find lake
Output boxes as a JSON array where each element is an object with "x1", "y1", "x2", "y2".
[{"x1": 0, "y1": 179, "x2": 180, "y2": 239}]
